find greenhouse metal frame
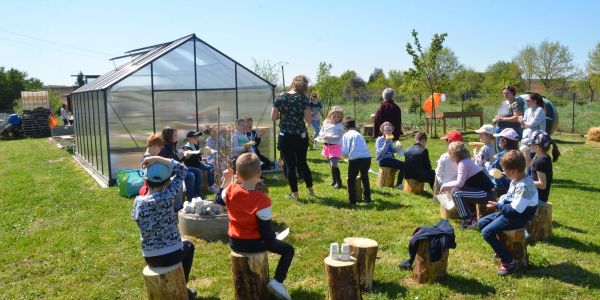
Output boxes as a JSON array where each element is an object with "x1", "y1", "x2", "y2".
[{"x1": 71, "y1": 34, "x2": 276, "y2": 186}]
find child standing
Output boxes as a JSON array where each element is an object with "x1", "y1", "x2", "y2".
[
  {"x1": 309, "y1": 92, "x2": 324, "y2": 149},
  {"x1": 131, "y1": 156, "x2": 197, "y2": 298},
  {"x1": 232, "y1": 119, "x2": 255, "y2": 157},
  {"x1": 318, "y1": 107, "x2": 345, "y2": 189},
  {"x1": 341, "y1": 117, "x2": 372, "y2": 204},
  {"x1": 222, "y1": 153, "x2": 294, "y2": 300},
  {"x1": 473, "y1": 124, "x2": 497, "y2": 168},
  {"x1": 375, "y1": 121, "x2": 405, "y2": 189},
  {"x1": 477, "y1": 150, "x2": 538, "y2": 276},
  {"x1": 527, "y1": 130, "x2": 560, "y2": 203}
]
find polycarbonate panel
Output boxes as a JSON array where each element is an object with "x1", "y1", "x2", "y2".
[
  {"x1": 73, "y1": 95, "x2": 81, "y2": 156},
  {"x1": 153, "y1": 40, "x2": 195, "y2": 90},
  {"x1": 82, "y1": 93, "x2": 89, "y2": 162},
  {"x1": 236, "y1": 64, "x2": 273, "y2": 88},
  {"x1": 195, "y1": 39, "x2": 236, "y2": 89},
  {"x1": 111, "y1": 65, "x2": 151, "y2": 92},
  {"x1": 154, "y1": 91, "x2": 197, "y2": 142},
  {"x1": 89, "y1": 92, "x2": 96, "y2": 169},
  {"x1": 98, "y1": 91, "x2": 109, "y2": 176},
  {"x1": 92, "y1": 91, "x2": 100, "y2": 170},
  {"x1": 196, "y1": 90, "x2": 237, "y2": 128}
]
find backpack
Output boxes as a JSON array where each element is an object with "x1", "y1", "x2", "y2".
[{"x1": 116, "y1": 169, "x2": 144, "y2": 198}]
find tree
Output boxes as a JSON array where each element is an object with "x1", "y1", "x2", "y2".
[
  {"x1": 367, "y1": 71, "x2": 388, "y2": 98},
  {"x1": 368, "y1": 68, "x2": 384, "y2": 83},
  {"x1": 587, "y1": 42, "x2": 600, "y2": 74},
  {"x1": 387, "y1": 69, "x2": 404, "y2": 90},
  {"x1": 514, "y1": 45, "x2": 537, "y2": 90},
  {"x1": 0, "y1": 67, "x2": 43, "y2": 112},
  {"x1": 406, "y1": 29, "x2": 448, "y2": 137},
  {"x1": 343, "y1": 74, "x2": 367, "y2": 100},
  {"x1": 534, "y1": 40, "x2": 575, "y2": 92},
  {"x1": 571, "y1": 70, "x2": 600, "y2": 103},
  {"x1": 430, "y1": 47, "x2": 463, "y2": 92},
  {"x1": 482, "y1": 61, "x2": 522, "y2": 94},
  {"x1": 314, "y1": 62, "x2": 343, "y2": 104},
  {"x1": 251, "y1": 58, "x2": 283, "y2": 85},
  {"x1": 74, "y1": 71, "x2": 86, "y2": 88},
  {"x1": 451, "y1": 68, "x2": 484, "y2": 96}
]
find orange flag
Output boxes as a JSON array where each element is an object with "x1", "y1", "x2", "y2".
[{"x1": 50, "y1": 115, "x2": 58, "y2": 128}]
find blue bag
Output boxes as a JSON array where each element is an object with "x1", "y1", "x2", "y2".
[{"x1": 116, "y1": 169, "x2": 144, "y2": 198}]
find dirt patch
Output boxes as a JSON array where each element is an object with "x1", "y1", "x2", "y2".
[{"x1": 47, "y1": 157, "x2": 67, "y2": 163}]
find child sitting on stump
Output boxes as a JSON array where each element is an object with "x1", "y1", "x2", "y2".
[
  {"x1": 404, "y1": 131, "x2": 435, "y2": 189},
  {"x1": 131, "y1": 156, "x2": 197, "y2": 298},
  {"x1": 477, "y1": 150, "x2": 538, "y2": 276},
  {"x1": 341, "y1": 117, "x2": 372, "y2": 204},
  {"x1": 375, "y1": 121, "x2": 405, "y2": 189},
  {"x1": 222, "y1": 153, "x2": 294, "y2": 300}
]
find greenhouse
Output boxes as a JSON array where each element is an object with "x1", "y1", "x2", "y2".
[{"x1": 71, "y1": 34, "x2": 276, "y2": 186}]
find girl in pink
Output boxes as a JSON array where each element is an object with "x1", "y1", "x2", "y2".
[{"x1": 318, "y1": 107, "x2": 345, "y2": 189}]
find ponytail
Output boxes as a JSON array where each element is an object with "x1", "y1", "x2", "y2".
[{"x1": 551, "y1": 142, "x2": 561, "y2": 162}]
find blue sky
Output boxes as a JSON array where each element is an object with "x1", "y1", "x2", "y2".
[{"x1": 1, "y1": 0, "x2": 599, "y2": 86}]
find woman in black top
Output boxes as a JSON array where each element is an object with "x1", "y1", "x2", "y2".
[{"x1": 271, "y1": 75, "x2": 315, "y2": 199}]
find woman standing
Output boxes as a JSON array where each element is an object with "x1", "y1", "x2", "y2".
[
  {"x1": 494, "y1": 86, "x2": 524, "y2": 150},
  {"x1": 520, "y1": 93, "x2": 546, "y2": 142},
  {"x1": 373, "y1": 88, "x2": 402, "y2": 140},
  {"x1": 272, "y1": 75, "x2": 315, "y2": 199}
]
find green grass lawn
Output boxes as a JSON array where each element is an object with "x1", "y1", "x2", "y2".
[{"x1": 1, "y1": 135, "x2": 600, "y2": 299}]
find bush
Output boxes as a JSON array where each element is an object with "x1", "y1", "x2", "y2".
[{"x1": 465, "y1": 102, "x2": 483, "y2": 112}]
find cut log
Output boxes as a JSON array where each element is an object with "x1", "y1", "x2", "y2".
[
  {"x1": 526, "y1": 202, "x2": 552, "y2": 244},
  {"x1": 440, "y1": 204, "x2": 460, "y2": 220},
  {"x1": 230, "y1": 251, "x2": 269, "y2": 300},
  {"x1": 412, "y1": 239, "x2": 449, "y2": 284},
  {"x1": 347, "y1": 176, "x2": 363, "y2": 202},
  {"x1": 476, "y1": 203, "x2": 496, "y2": 221},
  {"x1": 324, "y1": 256, "x2": 362, "y2": 300},
  {"x1": 377, "y1": 167, "x2": 397, "y2": 188},
  {"x1": 143, "y1": 263, "x2": 188, "y2": 300},
  {"x1": 343, "y1": 237, "x2": 378, "y2": 291},
  {"x1": 498, "y1": 229, "x2": 528, "y2": 269},
  {"x1": 403, "y1": 178, "x2": 424, "y2": 195}
]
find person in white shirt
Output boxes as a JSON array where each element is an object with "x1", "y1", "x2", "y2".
[
  {"x1": 341, "y1": 117, "x2": 372, "y2": 204},
  {"x1": 435, "y1": 130, "x2": 462, "y2": 196}
]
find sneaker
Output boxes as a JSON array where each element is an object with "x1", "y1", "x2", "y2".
[
  {"x1": 285, "y1": 194, "x2": 297, "y2": 200},
  {"x1": 187, "y1": 288, "x2": 197, "y2": 299},
  {"x1": 497, "y1": 260, "x2": 516, "y2": 276},
  {"x1": 396, "y1": 184, "x2": 404, "y2": 190},
  {"x1": 267, "y1": 279, "x2": 292, "y2": 300},
  {"x1": 461, "y1": 219, "x2": 477, "y2": 229}
]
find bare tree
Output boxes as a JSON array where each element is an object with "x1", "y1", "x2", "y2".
[
  {"x1": 514, "y1": 45, "x2": 537, "y2": 90},
  {"x1": 534, "y1": 40, "x2": 575, "y2": 92},
  {"x1": 251, "y1": 58, "x2": 283, "y2": 85}
]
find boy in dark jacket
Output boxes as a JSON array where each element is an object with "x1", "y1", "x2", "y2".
[{"x1": 404, "y1": 132, "x2": 435, "y2": 188}]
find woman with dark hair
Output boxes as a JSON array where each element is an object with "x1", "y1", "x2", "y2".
[
  {"x1": 271, "y1": 75, "x2": 314, "y2": 199},
  {"x1": 158, "y1": 127, "x2": 203, "y2": 203},
  {"x1": 520, "y1": 93, "x2": 546, "y2": 142},
  {"x1": 494, "y1": 86, "x2": 524, "y2": 150}
]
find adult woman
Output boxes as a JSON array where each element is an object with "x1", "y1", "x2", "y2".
[
  {"x1": 158, "y1": 127, "x2": 203, "y2": 202},
  {"x1": 520, "y1": 93, "x2": 546, "y2": 143},
  {"x1": 494, "y1": 86, "x2": 524, "y2": 149},
  {"x1": 271, "y1": 75, "x2": 315, "y2": 199},
  {"x1": 373, "y1": 88, "x2": 402, "y2": 140}
]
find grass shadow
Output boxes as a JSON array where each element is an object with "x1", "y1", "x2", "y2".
[
  {"x1": 522, "y1": 262, "x2": 600, "y2": 290},
  {"x1": 553, "y1": 178, "x2": 600, "y2": 193},
  {"x1": 442, "y1": 274, "x2": 496, "y2": 296},
  {"x1": 553, "y1": 139, "x2": 585, "y2": 145},
  {"x1": 549, "y1": 235, "x2": 600, "y2": 253},
  {"x1": 369, "y1": 279, "x2": 408, "y2": 299},
  {"x1": 289, "y1": 287, "x2": 324, "y2": 300},
  {"x1": 271, "y1": 220, "x2": 290, "y2": 233},
  {"x1": 299, "y1": 195, "x2": 405, "y2": 211},
  {"x1": 552, "y1": 221, "x2": 588, "y2": 234}
]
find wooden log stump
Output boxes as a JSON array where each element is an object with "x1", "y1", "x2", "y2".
[
  {"x1": 143, "y1": 263, "x2": 188, "y2": 300},
  {"x1": 403, "y1": 178, "x2": 424, "y2": 195},
  {"x1": 324, "y1": 256, "x2": 362, "y2": 300},
  {"x1": 347, "y1": 176, "x2": 363, "y2": 202},
  {"x1": 440, "y1": 204, "x2": 460, "y2": 220},
  {"x1": 412, "y1": 239, "x2": 449, "y2": 284},
  {"x1": 526, "y1": 202, "x2": 552, "y2": 243},
  {"x1": 498, "y1": 229, "x2": 528, "y2": 269},
  {"x1": 378, "y1": 167, "x2": 397, "y2": 188},
  {"x1": 343, "y1": 237, "x2": 379, "y2": 291},
  {"x1": 476, "y1": 203, "x2": 496, "y2": 221},
  {"x1": 230, "y1": 251, "x2": 269, "y2": 300}
]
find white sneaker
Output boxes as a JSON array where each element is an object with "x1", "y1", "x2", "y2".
[
  {"x1": 267, "y1": 279, "x2": 292, "y2": 300},
  {"x1": 396, "y1": 184, "x2": 404, "y2": 190}
]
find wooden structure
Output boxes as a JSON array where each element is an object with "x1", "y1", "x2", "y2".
[
  {"x1": 412, "y1": 239, "x2": 449, "y2": 284},
  {"x1": 362, "y1": 124, "x2": 374, "y2": 137},
  {"x1": 526, "y1": 202, "x2": 552, "y2": 243},
  {"x1": 347, "y1": 176, "x2": 363, "y2": 202},
  {"x1": 498, "y1": 229, "x2": 528, "y2": 269},
  {"x1": 476, "y1": 203, "x2": 496, "y2": 220},
  {"x1": 403, "y1": 178, "x2": 424, "y2": 195},
  {"x1": 230, "y1": 251, "x2": 269, "y2": 300},
  {"x1": 143, "y1": 263, "x2": 188, "y2": 300},
  {"x1": 425, "y1": 111, "x2": 483, "y2": 134},
  {"x1": 377, "y1": 167, "x2": 397, "y2": 188},
  {"x1": 440, "y1": 204, "x2": 460, "y2": 220},
  {"x1": 343, "y1": 237, "x2": 379, "y2": 291},
  {"x1": 324, "y1": 256, "x2": 362, "y2": 300}
]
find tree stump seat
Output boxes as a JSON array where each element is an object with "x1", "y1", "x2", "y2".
[
  {"x1": 526, "y1": 202, "x2": 552, "y2": 244},
  {"x1": 377, "y1": 167, "x2": 397, "y2": 188},
  {"x1": 230, "y1": 251, "x2": 269, "y2": 300},
  {"x1": 403, "y1": 178, "x2": 424, "y2": 195},
  {"x1": 498, "y1": 228, "x2": 528, "y2": 269},
  {"x1": 143, "y1": 263, "x2": 188, "y2": 300},
  {"x1": 440, "y1": 204, "x2": 460, "y2": 220},
  {"x1": 476, "y1": 202, "x2": 496, "y2": 220},
  {"x1": 324, "y1": 256, "x2": 362, "y2": 300},
  {"x1": 412, "y1": 239, "x2": 449, "y2": 284},
  {"x1": 343, "y1": 237, "x2": 379, "y2": 291},
  {"x1": 347, "y1": 176, "x2": 363, "y2": 202}
]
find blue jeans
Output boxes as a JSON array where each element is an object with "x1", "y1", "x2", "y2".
[
  {"x1": 311, "y1": 119, "x2": 320, "y2": 140},
  {"x1": 378, "y1": 158, "x2": 405, "y2": 186},
  {"x1": 185, "y1": 167, "x2": 203, "y2": 199},
  {"x1": 477, "y1": 212, "x2": 527, "y2": 263},
  {"x1": 195, "y1": 162, "x2": 215, "y2": 186}
]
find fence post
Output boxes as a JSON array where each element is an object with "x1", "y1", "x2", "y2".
[{"x1": 572, "y1": 92, "x2": 576, "y2": 133}]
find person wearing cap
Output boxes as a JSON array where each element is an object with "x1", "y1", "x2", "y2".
[
  {"x1": 308, "y1": 92, "x2": 324, "y2": 149},
  {"x1": 131, "y1": 156, "x2": 197, "y2": 299},
  {"x1": 487, "y1": 128, "x2": 520, "y2": 196},
  {"x1": 373, "y1": 88, "x2": 403, "y2": 140},
  {"x1": 473, "y1": 124, "x2": 497, "y2": 168},
  {"x1": 528, "y1": 130, "x2": 560, "y2": 203},
  {"x1": 494, "y1": 86, "x2": 524, "y2": 151},
  {"x1": 182, "y1": 130, "x2": 219, "y2": 194},
  {"x1": 435, "y1": 130, "x2": 463, "y2": 195}
]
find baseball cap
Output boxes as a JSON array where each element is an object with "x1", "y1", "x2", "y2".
[
  {"x1": 529, "y1": 130, "x2": 552, "y2": 148},
  {"x1": 475, "y1": 124, "x2": 495, "y2": 135},
  {"x1": 493, "y1": 128, "x2": 520, "y2": 141},
  {"x1": 440, "y1": 130, "x2": 463, "y2": 142},
  {"x1": 143, "y1": 162, "x2": 172, "y2": 183},
  {"x1": 186, "y1": 130, "x2": 202, "y2": 139}
]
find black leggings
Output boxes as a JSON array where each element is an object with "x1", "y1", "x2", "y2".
[
  {"x1": 278, "y1": 133, "x2": 313, "y2": 192},
  {"x1": 144, "y1": 241, "x2": 194, "y2": 282},
  {"x1": 230, "y1": 238, "x2": 295, "y2": 283}
]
